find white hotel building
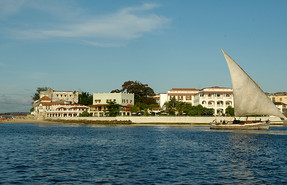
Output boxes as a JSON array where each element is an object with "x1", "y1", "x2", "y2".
[
  {"x1": 158, "y1": 87, "x2": 234, "y2": 116},
  {"x1": 194, "y1": 87, "x2": 233, "y2": 115},
  {"x1": 89, "y1": 92, "x2": 134, "y2": 116}
]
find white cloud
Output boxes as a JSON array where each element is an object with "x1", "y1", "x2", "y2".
[
  {"x1": 7, "y1": 3, "x2": 170, "y2": 46},
  {"x1": 81, "y1": 40, "x2": 126, "y2": 48}
]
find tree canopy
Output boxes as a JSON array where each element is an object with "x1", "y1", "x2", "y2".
[
  {"x1": 164, "y1": 99, "x2": 214, "y2": 116},
  {"x1": 225, "y1": 106, "x2": 234, "y2": 116},
  {"x1": 106, "y1": 102, "x2": 121, "y2": 117},
  {"x1": 111, "y1": 81, "x2": 156, "y2": 105},
  {"x1": 78, "y1": 92, "x2": 93, "y2": 106},
  {"x1": 32, "y1": 87, "x2": 50, "y2": 102}
]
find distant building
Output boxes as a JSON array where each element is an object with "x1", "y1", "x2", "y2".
[
  {"x1": 273, "y1": 102, "x2": 287, "y2": 116},
  {"x1": 40, "y1": 88, "x2": 79, "y2": 104},
  {"x1": 154, "y1": 93, "x2": 168, "y2": 108},
  {"x1": 268, "y1": 92, "x2": 287, "y2": 115},
  {"x1": 89, "y1": 92, "x2": 134, "y2": 117},
  {"x1": 33, "y1": 89, "x2": 81, "y2": 119},
  {"x1": 194, "y1": 86, "x2": 233, "y2": 115},
  {"x1": 268, "y1": 92, "x2": 287, "y2": 105},
  {"x1": 157, "y1": 86, "x2": 234, "y2": 116},
  {"x1": 33, "y1": 96, "x2": 88, "y2": 119},
  {"x1": 168, "y1": 88, "x2": 201, "y2": 104}
]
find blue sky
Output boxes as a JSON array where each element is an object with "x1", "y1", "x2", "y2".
[{"x1": 0, "y1": 0, "x2": 286, "y2": 112}]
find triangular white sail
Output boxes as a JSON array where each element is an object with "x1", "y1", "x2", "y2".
[{"x1": 222, "y1": 49, "x2": 286, "y2": 119}]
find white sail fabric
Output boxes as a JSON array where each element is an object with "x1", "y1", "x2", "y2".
[{"x1": 222, "y1": 49, "x2": 286, "y2": 119}]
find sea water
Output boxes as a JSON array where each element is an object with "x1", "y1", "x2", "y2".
[{"x1": 0, "y1": 123, "x2": 286, "y2": 184}]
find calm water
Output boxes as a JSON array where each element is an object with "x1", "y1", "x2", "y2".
[{"x1": 0, "y1": 123, "x2": 286, "y2": 184}]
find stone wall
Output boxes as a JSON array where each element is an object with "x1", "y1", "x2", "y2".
[{"x1": 47, "y1": 116, "x2": 283, "y2": 124}]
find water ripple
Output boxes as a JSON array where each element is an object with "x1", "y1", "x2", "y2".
[{"x1": 0, "y1": 123, "x2": 286, "y2": 184}]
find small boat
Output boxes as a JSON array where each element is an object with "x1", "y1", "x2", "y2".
[{"x1": 210, "y1": 49, "x2": 286, "y2": 130}]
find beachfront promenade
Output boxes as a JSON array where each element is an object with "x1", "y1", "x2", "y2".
[{"x1": 46, "y1": 116, "x2": 283, "y2": 124}]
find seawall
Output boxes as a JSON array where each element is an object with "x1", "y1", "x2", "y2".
[{"x1": 46, "y1": 116, "x2": 283, "y2": 125}]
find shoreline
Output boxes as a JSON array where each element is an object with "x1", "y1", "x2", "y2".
[
  {"x1": 1, "y1": 118, "x2": 286, "y2": 126},
  {"x1": 0, "y1": 118, "x2": 209, "y2": 126}
]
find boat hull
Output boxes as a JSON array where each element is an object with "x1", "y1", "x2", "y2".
[{"x1": 210, "y1": 122, "x2": 269, "y2": 130}]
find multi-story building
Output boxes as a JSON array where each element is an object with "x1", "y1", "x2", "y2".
[
  {"x1": 89, "y1": 92, "x2": 134, "y2": 117},
  {"x1": 194, "y1": 87, "x2": 233, "y2": 115},
  {"x1": 268, "y1": 92, "x2": 287, "y2": 116},
  {"x1": 158, "y1": 86, "x2": 233, "y2": 116},
  {"x1": 158, "y1": 88, "x2": 201, "y2": 108},
  {"x1": 268, "y1": 92, "x2": 287, "y2": 105},
  {"x1": 40, "y1": 88, "x2": 79, "y2": 104},
  {"x1": 167, "y1": 88, "x2": 201, "y2": 104},
  {"x1": 33, "y1": 96, "x2": 88, "y2": 119}
]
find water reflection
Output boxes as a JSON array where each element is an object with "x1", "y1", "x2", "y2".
[{"x1": 0, "y1": 123, "x2": 286, "y2": 184}]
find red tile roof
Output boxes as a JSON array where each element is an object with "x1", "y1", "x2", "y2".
[
  {"x1": 41, "y1": 102, "x2": 66, "y2": 106},
  {"x1": 89, "y1": 104, "x2": 108, "y2": 107},
  {"x1": 168, "y1": 93, "x2": 198, "y2": 96},
  {"x1": 69, "y1": 107, "x2": 88, "y2": 110},
  {"x1": 169, "y1": 88, "x2": 201, "y2": 91},
  {"x1": 40, "y1": 96, "x2": 51, "y2": 101},
  {"x1": 203, "y1": 86, "x2": 232, "y2": 89}
]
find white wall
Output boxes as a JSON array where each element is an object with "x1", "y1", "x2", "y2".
[
  {"x1": 48, "y1": 116, "x2": 282, "y2": 124},
  {"x1": 160, "y1": 93, "x2": 168, "y2": 108},
  {"x1": 93, "y1": 92, "x2": 134, "y2": 106}
]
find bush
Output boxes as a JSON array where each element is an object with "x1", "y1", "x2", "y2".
[{"x1": 80, "y1": 111, "x2": 90, "y2": 117}]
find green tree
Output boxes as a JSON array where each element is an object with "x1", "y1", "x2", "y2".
[
  {"x1": 182, "y1": 104, "x2": 214, "y2": 116},
  {"x1": 78, "y1": 92, "x2": 93, "y2": 105},
  {"x1": 131, "y1": 105, "x2": 141, "y2": 114},
  {"x1": 164, "y1": 97, "x2": 177, "y2": 115},
  {"x1": 80, "y1": 111, "x2": 90, "y2": 117},
  {"x1": 201, "y1": 107, "x2": 214, "y2": 116},
  {"x1": 106, "y1": 102, "x2": 121, "y2": 117},
  {"x1": 111, "y1": 81, "x2": 156, "y2": 105},
  {"x1": 32, "y1": 87, "x2": 50, "y2": 101},
  {"x1": 225, "y1": 106, "x2": 234, "y2": 116}
]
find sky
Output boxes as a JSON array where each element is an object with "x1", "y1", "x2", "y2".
[{"x1": 0, "y1": 0, "x2": 286, "y2": 113}]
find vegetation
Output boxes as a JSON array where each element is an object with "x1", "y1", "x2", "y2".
[
  {"x1": 164, "y1": 99, "x2": 214, "y2": 116},
  {"x1": 111, "y1": 81, "x2": 156, "y2": 105},
  {"x1": 80, "y1": 111, "x2": 90, "y2": 117},
  {"x1": 32, "y1": 87, "x2": 50, "y2": 101},
  {"x1": 78, "y1": 92, "x2": 93, "y2": 106},
  {"x1": 225, "y1": 106, "x2": 235, "y2": 116},
  {"x1": 106, "y1": 102, "x2": 121, "y2": 117}
]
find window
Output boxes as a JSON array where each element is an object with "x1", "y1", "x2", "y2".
[
  {"x1": 95, "y1": 99, "x2": 101, "y2": 103},
  {"x1": 178, "y1": 96, "x2": 183, "y2": 100},
  {"x1": 186, "y1": 96, "x2": 191, "y2": 100}
]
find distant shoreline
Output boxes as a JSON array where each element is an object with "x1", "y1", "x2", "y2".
[
  {"x1": 1, "y1": 117, "x2": 286, "y2": 126},
  {"x1": 0, "y1": 118, "x2": 208, "y2": 125}
]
